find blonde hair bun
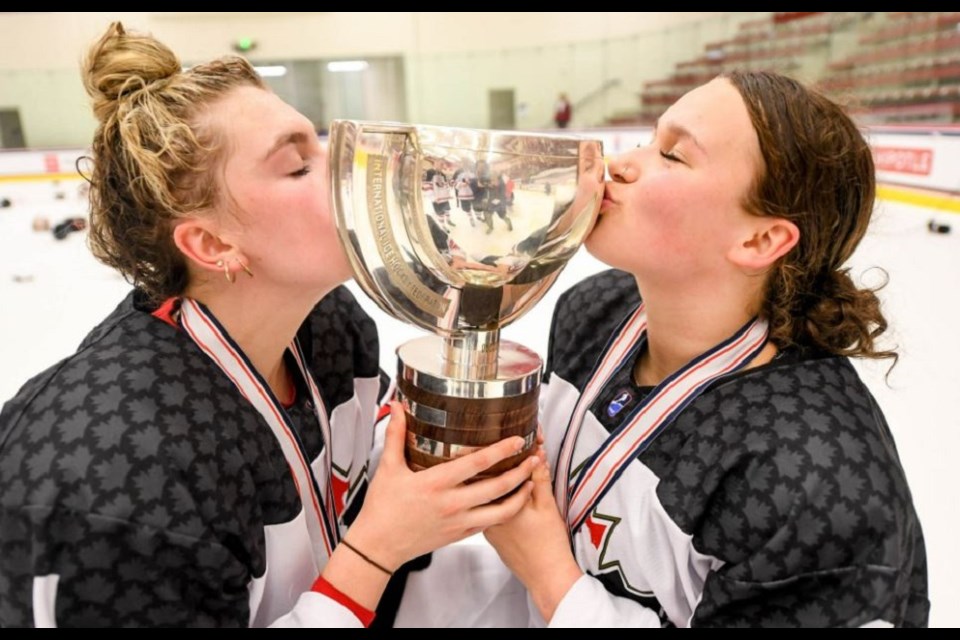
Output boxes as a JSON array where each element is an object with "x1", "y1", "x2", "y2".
[{"x1": 81, "y1": 21, "x2": 181, "y2": 123}]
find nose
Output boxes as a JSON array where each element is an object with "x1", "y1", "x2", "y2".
[{"x1": 606, "y1": 154, "x2": 634, "y2": 183}]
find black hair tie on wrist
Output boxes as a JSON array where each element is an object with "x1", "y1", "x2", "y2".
[{"x1": 340, "y1": 539, "x2": 394, "y2": 576}]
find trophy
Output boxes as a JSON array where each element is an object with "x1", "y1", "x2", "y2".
[{"x1": 329, "y1": 121, "x2": 603, "y2": 477}]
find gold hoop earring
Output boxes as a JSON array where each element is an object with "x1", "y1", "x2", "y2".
[
  {"x1": 217, "y1": 259, "x2": 235, "y2": 283},
  {"x1": 236, "y1": 258, "x2": 254, "y2": 278}
]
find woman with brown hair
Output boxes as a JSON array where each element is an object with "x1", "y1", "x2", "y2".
[
  {"x1": 485, "y1": 71, "x2": 929, "y2": 627},
  {"x1": 0, "y1": 23, "x2": 538, "y2": 627}
]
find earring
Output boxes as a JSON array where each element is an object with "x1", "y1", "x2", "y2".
[
  {"x1": 235, "y1": 258, "x2": 254, "y2": 278},
  {"x1": 217, "y1": 259, "x2": 235, "y2": 283}
]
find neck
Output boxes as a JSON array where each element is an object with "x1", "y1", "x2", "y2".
[
  {"x1": 632, "y1": 275, "x2": 775, "y2": 387},
  {"x1": 185, "y1": 280, "x2": 330, "y2": 398}
]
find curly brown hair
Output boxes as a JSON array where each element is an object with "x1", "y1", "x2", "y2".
[
  {"x1": 724, "y1": 71, "x2": 895, "y2": 363},
  {"x1": 81, "y1": 22, "x2": 265, "y2": 302}
]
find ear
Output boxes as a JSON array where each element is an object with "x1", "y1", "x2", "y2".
[
  {"x1": 172, "y1": 217, "x2": 237, "y2": 275},
  {"x1": 729, "y1": 217, "x2": 800, "y2": 273}
]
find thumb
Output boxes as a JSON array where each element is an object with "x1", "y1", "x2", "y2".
[{"x1": 381, "y1": 401, "x2": 408, "y2": 466}]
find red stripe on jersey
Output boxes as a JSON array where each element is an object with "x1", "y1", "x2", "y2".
[
  {"x1": 151, "y1": 297, "x2": 180, "y2": 328},
  {"x1": 311, "y1": 575, "x2": 375, "y2": 627}
]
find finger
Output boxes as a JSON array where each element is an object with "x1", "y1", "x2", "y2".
[
  {"x1": 531, "y1": 458, "x2": 551, "y2": 484},
  {"x1": 530, "y1": 463, "x2": 554, "y2": 505},
  {"x1": 431, "y1": 435, "x2": 527, "y2": 486},
  {"x1": 379, "y1": 401, "x2": 408, "y2": 467},
  {"x1": 464, "y1": 481, "x2": 535, "y2": 530},
  {"x1": 536, "y1": 422, "x2": 545, "y2": 446},
  {"x1": 458, "y1": 454, "x2": 540, "y2": 506}
]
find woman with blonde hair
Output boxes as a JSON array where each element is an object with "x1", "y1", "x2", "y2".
[{"x1": 0, "y1": 23, "x2": 537, "y2": 627}]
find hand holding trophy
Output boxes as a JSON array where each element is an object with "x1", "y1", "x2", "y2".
[{"x1": 329, "y1": 122, "x2": 603, "y2": 478}]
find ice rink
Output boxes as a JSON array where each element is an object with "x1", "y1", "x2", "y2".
[{"x1": 1, "y1": 176, "x2": 957, "y2": 627}]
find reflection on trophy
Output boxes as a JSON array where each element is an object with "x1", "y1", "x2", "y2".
[{"x1": 329, "y1": 121, "x2": 604, "y2": 477}]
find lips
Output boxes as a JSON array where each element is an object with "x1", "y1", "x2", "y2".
[{"x1": 600, "y1": 185, "x2": 616, "y2": 210}]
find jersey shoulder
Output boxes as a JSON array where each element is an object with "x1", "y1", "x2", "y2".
[{"x1": 546, "y1": 269, "x2": 639, "y2": 389}]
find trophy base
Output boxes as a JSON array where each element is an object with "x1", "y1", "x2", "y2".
[{"x1": 396, "y1": 336, "x2": 542, "y2": 480}]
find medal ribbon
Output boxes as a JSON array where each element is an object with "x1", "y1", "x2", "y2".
[
  {"x1": 555, "y1": 304, "x2": 769, "y2": 532},
  {"x1": 179, "y1": 298, "x2": 339, "y2": 567}
]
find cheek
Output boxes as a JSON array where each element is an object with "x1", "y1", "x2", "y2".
[
  {"x1": 238, "y1": 189, "x2": 331, "y2": 265},
  {"x1": 637, "y1": 176, "x2": 690, "y2": 227},
  {"x1": 640, "y1": 174, "x2": 735, "y2": 242},
  {"x1": 275, "y1": 182, "x2": 331, "y2": 234},
  {"x1": 587, "y1": 182, "x2": 695, "y2": 266}
]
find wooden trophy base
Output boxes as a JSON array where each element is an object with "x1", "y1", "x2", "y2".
[{"x1": 396, "y1": 337, "x2": 541, "y2": 480}]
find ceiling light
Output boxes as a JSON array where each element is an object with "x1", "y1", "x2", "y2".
[
  {"x1": 254, "y1": 65, "x2": 288, "y2": 78},
  {"x1": 327, "y1": 60, "x2": 369, "y2": 73}
]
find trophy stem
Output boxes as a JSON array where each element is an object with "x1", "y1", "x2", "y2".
[{"x1": 441, "y1": 329, "x2": 500, "y2": 379}]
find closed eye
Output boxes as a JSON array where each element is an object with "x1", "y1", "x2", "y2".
[
  {"x1": 290, "y1": 164, "x2": 312, "y2": 178},
  {"x1": 659, "y1": 150, "x2": 682, "y2": 163}
]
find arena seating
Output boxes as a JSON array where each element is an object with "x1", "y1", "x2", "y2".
[{"x1": 624, "y1": 12, "x2": 960, "y2": 126}]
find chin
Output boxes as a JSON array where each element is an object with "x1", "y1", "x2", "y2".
[
  {"x1": 320, "y1": 265, "x2": 350, "y2": 289},
  {"x1": 584, "y1": 231, "x2": 615, "y2": 266},
  {"x1": 587, "y1": 239, "x2": 640, "y2": 276},
  {"x1": 336, "y1": 262, "x2": 357, "y2": 287},
  {"x1": 322, "y1": 246, "x2": 355, "y2": 285}
]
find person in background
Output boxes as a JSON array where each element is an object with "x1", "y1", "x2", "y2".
[
  {"x1": 554, "y1": 93, "x2": 572, "y2": 129},
  {"x1": 485, "y1": 71, "x2": 929, "y2": 628},
  {"x1": 0, "y1": 22, "x2": 538, "y2": 628},
  {"x1": 456, "y1": 174, "x2": 475, "y2": 221}
]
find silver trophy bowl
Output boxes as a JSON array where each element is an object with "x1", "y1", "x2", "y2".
[{"x1": 329, "y1": 121, "x2": 603, "y2": 475}]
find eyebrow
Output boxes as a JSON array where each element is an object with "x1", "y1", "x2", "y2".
[
  {"x1": 653, "y1": 118, "x2": 707, "y2": 156},
  {"x1": 264, "y1": 131, "x2": 310, "y2": 161}
]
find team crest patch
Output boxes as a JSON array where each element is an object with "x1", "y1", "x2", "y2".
[{"x1": 607, "y1": 389, "x2": 632, "y2": 418}]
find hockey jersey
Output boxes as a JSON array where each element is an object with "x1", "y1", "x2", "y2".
[
  {"x1": 539, "y1": 269, "x2": 929, "y2": 628},
  {"x1": 0, "y1": 287, "x2": 384, "y2": 627}
]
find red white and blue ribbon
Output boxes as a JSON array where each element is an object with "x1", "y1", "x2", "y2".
[
  {"x1": 554, "y1": 303, "x2": 769, "y2": 532},
  {"x1": 179, "y1": 298, "x2": 339, "y2": 568}
]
